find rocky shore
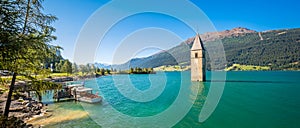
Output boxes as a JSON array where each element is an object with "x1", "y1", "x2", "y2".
[
  {"x1": 0, "y1": 75, "x2": 98, "y2": 127},
  {"x1": 0, "y1": 92, "x2": 50, "y2": 127}
]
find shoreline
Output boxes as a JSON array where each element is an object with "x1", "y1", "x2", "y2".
[
  {"x1": 26, "y1": 101, "x2": 91, "y2": 127},
  {"x1": 0, "y1": 92, "x2": 49, "y2": 127}
]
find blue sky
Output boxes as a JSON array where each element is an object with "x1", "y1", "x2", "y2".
[{"x1": 43, "y1": 0, "x2": 300, "y2": 64}]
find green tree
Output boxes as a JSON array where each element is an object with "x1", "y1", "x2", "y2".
[
  {"x1": 55, "y1": 60, "x2": 64, "y2": 72},
  {"x1": 28, "y1": 76, "x2": 61, "y2": 102},
  {"x1": 129, "y1": 68, "x2": 134, "y2": 74},
  {"x1": 61, "y1": 60, "x2": 72, "y2": 75},
  {"x1": 0, "y1": 0, "x2": 58, "y2": 117},
  {"x1": 149, "y1": 68, "x2": 154, "y2": 73},
  {"x1": 106, "y1": 69, "x2": 111, "y2": 74},
  {"x1": 143, "y1": 68, "x2": 148, "y2": 72},
  {"x1": 100, "y1": 68, "x2": 105, "y2": 75},
  {"x1": 96, "y1": 68, "x2": 100, "y2": 73}
]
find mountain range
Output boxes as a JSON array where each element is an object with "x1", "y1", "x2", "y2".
[{"x1": 96, "y1": 27, "x2": 300, "y2": 70}]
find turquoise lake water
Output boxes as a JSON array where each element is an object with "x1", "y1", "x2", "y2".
[{"x1": 41, "y1": 71, "x2": 300, "y2": 128}]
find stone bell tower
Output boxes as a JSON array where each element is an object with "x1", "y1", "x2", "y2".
[{"x1": 191, "y1": 34, "x2": 206, "y2": 81}]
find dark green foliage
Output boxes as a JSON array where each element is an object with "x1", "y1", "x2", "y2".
[
  {"x1": 100, "y1": 68, "x2": 105, "y2": 75},
  {"x1": 128, "y1": 67, "x2": 154, "y2": 74},
  {"x1": 96, "y1": 68, "x2": 100, "y2": 73},
  {"x1": 54, "y1": 59, "x2": 72, "y2": 74},
  {"x1": 0, "y1": 0, "x2": 59, "y2": 117},
  {"x1": 61, "y1": 60, "x2": 72, "y2": 74},
  {"x1": 106, "y1": 69, "x2": 111, "y2": 74},
  {"x1": 223, "y1": 28, "x2": 300, "y2": 70}
]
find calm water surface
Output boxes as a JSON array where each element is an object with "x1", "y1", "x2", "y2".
[{"x1": 37, "y1": 71, "x2": 300, "y2": 128}]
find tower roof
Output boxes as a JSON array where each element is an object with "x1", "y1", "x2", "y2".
[{"x1": 191, "y1": 34, "x2": 204, "y2": 50}]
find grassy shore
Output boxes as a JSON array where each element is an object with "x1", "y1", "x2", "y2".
[
  {"x1": 153, "y1": 64, "x2": 274, "y2": 72},
  {"x1": 225, "y1": 64, "x2": 270, "y2": 71},
  {"x1": 154, "y1": 65, "x2": 190, "y2": 72}
]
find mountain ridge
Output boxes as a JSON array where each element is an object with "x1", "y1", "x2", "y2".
[{"x1": 97, "y1": 27, "x2": 300, "y2": 71}]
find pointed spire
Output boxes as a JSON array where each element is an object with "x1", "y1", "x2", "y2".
[{"x1": 191, "y1": 34, "x2": 204, "y2": 50}]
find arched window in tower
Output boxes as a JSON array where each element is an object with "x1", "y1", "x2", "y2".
[{"x1": 195, "y1": 53, "x2": 198, "y2": 58}]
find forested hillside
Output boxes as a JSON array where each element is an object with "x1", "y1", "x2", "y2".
[
  {"x1": 112, "y1": 28, "x2": 300, "y2": 70},
  {"x1": 223, "y1": 28, "x2": 300, "y2": 70}
]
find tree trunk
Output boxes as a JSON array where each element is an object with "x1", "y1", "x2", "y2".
[
  {"x1": 27, "y1": 90, "x2": 31, "y2": 98},
  {"x1": 36, "y1": 91, "x2": 42, "y2": 102},
  {"x1": 22, "y1": 0, "x2": 31, "y2": 34},
  {"x1": 3, "y1": 72, "x2": 17, "y2": 117}
]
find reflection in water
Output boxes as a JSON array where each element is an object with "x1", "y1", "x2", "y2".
[{"x1": 189, "y1": 82, "x2": 205, "y2": 103}]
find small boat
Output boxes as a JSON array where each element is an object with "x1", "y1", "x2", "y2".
[
  {"x1": 66, "y1": 84, "x2": 102, "y2": 104},
  {"x1": 73, "y1": 87, "x2": 102, "y2": 103}
]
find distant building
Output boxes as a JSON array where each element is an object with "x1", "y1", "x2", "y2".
[{"x1": 191, "y1": 34, "x2": 206, "y2": 81}]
